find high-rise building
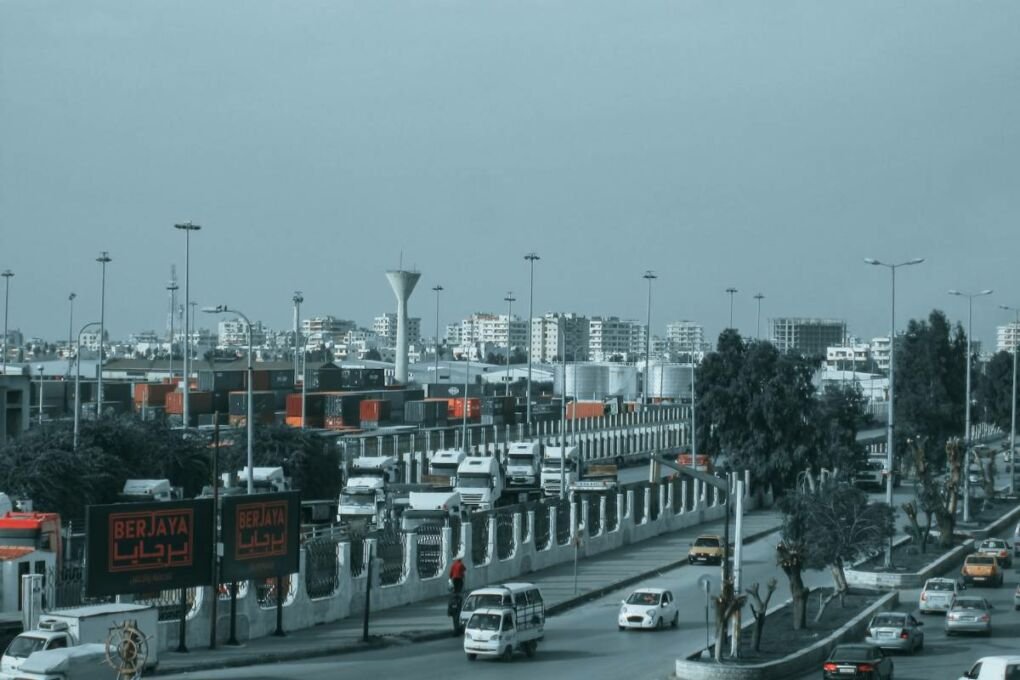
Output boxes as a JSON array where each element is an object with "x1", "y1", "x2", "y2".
[
  {"x1": 302, "y1": 316, "x2": 357, "y2": 340},
  {"x1": 665, "y1": 321, "x2": 704, "y2": 353},
  {"x1": 870, "y1": 337, "x2": 891, "y2": 372},
  {"x1": 769, "y1": 318, "x2": 846, "y2": 358},
  {"x1": 217, "y1": 319, "x2": 267, "y2": 347},
  {"x1": 459, "y1": 313, "x2": 528, "y2": 352},
  {"x1": 373, "y1": 313, "x2": 421, "y2": 347},
  {"x1": 997, "y1": 322, "x2": 1020, "y2": 353},
  {"x1": 531, "y1": 313, "x2": 589, "y2": 362},
  {"x1": 589, "y1": 316, "x2": 639, "y2": 362}
]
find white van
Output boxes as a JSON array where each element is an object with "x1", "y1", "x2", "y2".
[{"x1": 458, "y1": 582, "x2": 544, "y2": 630}]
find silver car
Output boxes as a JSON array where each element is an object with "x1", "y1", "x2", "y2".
[
  {"x1": 919, "y1": 577, "x2": 958, "y2": 614},
  {"x1": 945, "y1": 597, "x2": 994, "y2": 636},
  {"x1": 865, "y1": 612, "x2": 924, "y2": 653}
]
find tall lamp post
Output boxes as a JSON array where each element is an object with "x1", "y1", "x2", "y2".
[
  {"x1": 167, "y1": 279, "x2": 178, "y2": 383},
  {"x1": 461, "y1": 316, "x2": 474, "y2": 455},
  {"x1": 74, "y1": 321, "x2": 101, "y2": 450},
  {"x1": 204, "y1": 305, "x2": 255, "y2": 494},
  {"x1": 96, "y1": 252, "x2": 111, "y2": 413},
  {"x1": 725, "y1": 287, "x2": 738, "y2": 330},
  {"x1": 504, "y1": 291, "x2": 516, "y2": 397},
  {"x1": 36, "y1": 365, "x2": 45, "y2": 425},
  {"x1": 432, "y1": 285, "x2": 443, "y2": 384},
  {"x1": 999, "y1": 304, "x2": 1019, "y2": 495},
  {"x1": 67, "y1": 293, "x2": 76, "y2": 377},
  {"x1": 865, "y1": 257, "x2": 924, "y2": 566},
  {"x1": 1, "y1": 269, "x2": 12, "y2": 374},
  {"x1": 753, "y1": 293, "x2": 764, "y2": 340},
  {"x1": 300, "y1": 334, "x2": 316, "y2": 430},
  {"x1": 642, "y1": 271, "x2": 657, "y2": 409},
  {"x1": 524, "y1": 252, "x2": 540, "y2": 429},
  {"x1": 949, "y1": 288, "x2": 993, "y2": 522},
  {"x1": 292, "y1": 291, "x2": 303, "y2": 384},
  {"x1": 175, "y1": 222, "x2": 201, "y2": 427}
]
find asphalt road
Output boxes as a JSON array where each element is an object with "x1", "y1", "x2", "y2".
[
  {"x1": 792, "y1": 518, "x2": 1020, "y2": 680},
  {"x1": 162, "y1": 488, "x2": 917, "y2": 680}
]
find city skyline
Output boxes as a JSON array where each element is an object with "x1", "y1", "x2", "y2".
[{"x1": 2, "y1": 1, "x2": 1018, "y2": 348}]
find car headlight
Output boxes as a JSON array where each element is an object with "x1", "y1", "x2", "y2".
[{"x1": 647, "y1": 608, "x2": 658, "y2": 616}]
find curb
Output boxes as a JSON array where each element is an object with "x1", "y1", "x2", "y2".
[{"x1": 153, "y1": 521, "x2": 782, "y2": 676}]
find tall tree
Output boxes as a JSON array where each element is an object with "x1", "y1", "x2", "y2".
[{"x1": 976, "y1": 350, "x2": 1017, "y2": 431}]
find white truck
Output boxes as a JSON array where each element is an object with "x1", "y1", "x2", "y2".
[
  {"x1": 118, "y1": 479, "x2": 180, "y2": 502},
  {"x1": 400, "y1": 491, "x2": 463, "y2": 533},
  {"x1": 222, "y1": 467, "x2": 292, "y2": 493},
  {"x1": 540, "y1": 446, "x2": 578, "y2": 497},
  {"x1": 337, "y1": 456, "x2": 398, "y2": 530},
  {"x1": 455, "y1": 457, "x2": 505, "y2": 511},
  {"x1": 462, "y1": 583, "x2": 545, "y2": 661},
  {"x1": 2, "y1": 604, "x2": 158, "y2": 678},
  {"x1": 6, "y1": 643, "x2": 112, "y2": 680},
  {"x1": 505, "y1": 441, "x2": 543, "y2": 489},
  {"x1": 427, "y1": 449, "x2": 466, "y2": 486}
]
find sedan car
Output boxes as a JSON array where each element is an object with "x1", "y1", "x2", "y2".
[
  {"x1": 960, "y1": 554, "x2": 1004, "y2": 587},
  {"x1": 976, "y1": 538, "x2": 1013, "y2": 568},
  {"x1": 945, "y1": 597, "x2": 994, "y2": 636},
  {"x1": 919, "y1": 577, "x2": 959, "y2": 614},
  {"x1": 617, "y1": 588, "x2": 678, "y2": 630},
  {"x1": 1014, "y1": 584, "x2": 1020, "y2": 611},
  {"x1": 864, "y1": 612, "x2": 924, "y2": 653},
  {"x1": 958, "y1": 655, "x2": 1020, "y2": 679},
  {"x1": 822, "y1": 643, "x2": 893, "y2": 680}
]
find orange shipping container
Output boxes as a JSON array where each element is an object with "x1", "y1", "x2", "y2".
[
  {"x1": 567, "y1": 401, "x2": 605, "y2": 420},
  {"x1": 359, "y1": 399, "x2": 391, "y2": 422},
  {"x1": 134, "y1": 383, "x2": 176, "y2": 406},
  {"x1": 447, "y1": 397, "x2": 481, "y2": 420},
  {"x1": 166, "y1": 390, "x2": 213, "y2": 415}
]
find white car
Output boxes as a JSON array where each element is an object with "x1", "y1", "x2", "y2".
[
  {"x1": 1013, "y1": 522, "x2": 1020, "y2": 557},
  {"x1": 919, "y1": 577, "x2": 959, "y2": 614},
  {"x1": 618, "y1": 588, "x2": 678, "y2": 630},
  {"x1": 958, "y1": 655, "x2": 1020, "y2": 679}
]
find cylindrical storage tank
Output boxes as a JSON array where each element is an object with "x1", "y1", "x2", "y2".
[
  {"x1": 645, "y1": 364, "x2": 693, "y2": 400},
  {"x1": 606, "y1": 365, "x2": 638, "y2": 400},
  {"x1": 554, "y1": 363, "x2": 608, "y2": 399}
]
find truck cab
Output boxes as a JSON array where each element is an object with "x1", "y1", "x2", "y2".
[
  {"x1": 461, "y1": 583, "x2": 545, "y2": 661},
  {"x1": 118, "y1": 479, "x2": 181, "y2": 503},
  {"x1": 455, "y1": 457, "x2": 504, "y2": 511},
  {"x1": 1, "y1": 625, "x2": 72, "y2": 678},
  {"x1": 540, "y1": 446, "x2": 578, "y2": 497},
  {"x1": 225, "y1": 467, "x2": 292, "y2": 494},
  {"x1": 428, "y1": 449, "x2": 466, "y2": 486},
  {"x1": 400, "y1": 491, "x2": 463, "y2": 533},
  {"x1": 7, "y1": 643, "x2": 110, "y2": 680},
  {"x1": 337, "y1": 456, "x2": 398, "y2": 529},
  {"x1": 505, "y1": 441, "x2": 542, "y2": 489}
]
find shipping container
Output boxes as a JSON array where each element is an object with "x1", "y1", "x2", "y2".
[
  {"x1": 197, "y1": 413, "x2": 230, "y2": 427},
  {"x1": 359, "y1": 399, "x2": 391, "y2": 423},
  {"x1": 250, "y1": 369, "x2": 295, "y2": 391},
  {"x1": 567, "y1": 400, "x2": 606, "y2": 420},
  {"x1": 285, "y1": 392, "x2": 326, "y2": 418},
  {"x1": 447, "y1": 397, "x2": 481, "y2": 420},
  {"x1": 285, "y1": 415, "x2": 323, "y2": 428},
  {"x1": 228, "y1": 391, "x2": 276, "y2": 416},
  {"x1": 198, "y1": 370, "x2": 245, "y2": 392},
  {"x1": 404, "y1": 399, "x2": 449, "y2": 426},
  {"x1": 166, "y1": 390, "x2": 213, "y2": 415},
  {"x1": 134, "y1": 383, "x2": 175, "y2": 407}
]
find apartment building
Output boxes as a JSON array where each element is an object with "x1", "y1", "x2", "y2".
[
  {"x1": 531, "y1": 313, "x2": 589, "y2": 362},
  {"x1": 769, "y1": 318, "x2": 846, "y2": 358},
  {"x1": 373, "y1": 313, "x2": 421, "y2": 346}
]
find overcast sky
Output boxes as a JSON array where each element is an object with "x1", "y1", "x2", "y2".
[{"x1": 2, "y1": 1, "x2": 1018, "y2": 348}]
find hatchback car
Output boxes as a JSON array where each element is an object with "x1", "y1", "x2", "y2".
[
  {"x1": 864, "y1": 612, "x2": 924, "y2": 653},
  {"x1": 919, "y1": 577, "x2": 959, "y2": 614},
  {"x1": 822, "y1": 644, "x2": 893, "y2": 680},
  {"x1": 977, "y1": 539, "x2": 1013, "y2": 568},
  {"x1": 688, "y1": 535, "x2": 726, "y2": 565},
  {"x1": 945, "y1": 597, "x2": 994, "y2": 636},
  {"x1": 1014, "y1": 584, "x2": 1020, "y2": 612},
  {"x1": 958, "y1": 655, "x2": 1020, "y2": 679},
  {"x1": 617, "y1": 588, "x2": 678, "y2": 630}
]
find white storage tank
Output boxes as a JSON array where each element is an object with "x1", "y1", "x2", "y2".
[
  {"x1": 606, "y1": 364, "x2": 638, "y2": 399},
  {"x1": 645, "y1": 363, "x2": 694, "y2": 400},
  {"x1": 554, "y1": 363, "x2": 609, "y2": 399}
]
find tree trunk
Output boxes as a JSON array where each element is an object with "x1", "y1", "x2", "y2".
[
  {"x1": 815, "y1": 562, "x2": 848, "y2": 622},
  {"x1": 788, "y1": 568, "x2": 809, "y2": 630}
]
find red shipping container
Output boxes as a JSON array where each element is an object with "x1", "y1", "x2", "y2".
[
  {"x1": 134, "y1": 383, "x2": 176, "y2": 406},
  {"x1": 359, "y1": 399, "x2": 391, "y2": 422},
  {"x1": 567, "y1": 401, "x2": 605, "y2": 420},
  {"x1": 166, "y1": 390, "x2": 213, "y2": 415},
  {"x1": 447, "y1": 397, "x2": 481, "y2": 420}
]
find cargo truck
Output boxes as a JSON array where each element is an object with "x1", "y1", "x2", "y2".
[
  {"x1": 540, "y1": 446, "x2": 578, "y2": 496},
  {"x1": 337, "y1": 456, "x2": 398, "y2": 530},
  {"x1": 455, "y1": 457, "x2": 505, "y2": 511},
  {"x1": 427, "y1": 449, "x2": 466, "y2": 487},
  {"x1": 505, "y1": 442, "x2": 543, "y2": 489}
]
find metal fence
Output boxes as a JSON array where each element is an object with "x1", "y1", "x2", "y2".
[
  {"x1": 587, "y1": 498, "x2": 601, "y2": 537},
  {"x1": 533, "y1": 503, "x2": 551, "y2": 550},
  {"x1": 451, "y1": 516, "x2": 463, "y2": 558},
  {"x1": 496, "y1": 511, "x2": 515, "y2": 560},
  {"x1": 555, "y1": 501, "x2": 571, "y2": 545},
  {"x1": 376, "y1": 528, "x2": 406, "y2": 586},
  {"x1": 671, "y1": 477, "x2": 682, "y2": 513},
  {"x1": 49, "y1": 563, "x2": 114, "y2": 611},
  {"x1": 135, "y1": 588, "x2": 200, "y2": 621},
  {"x1": 305, "y1": 538, "x2": 340, "y2": 600},
  {"x1": 256, "y1": 577, "x2": 293, "y2": 609},
  {"x1": 605, "y1": 491, "x2": 618, "y2": 532},
  {"x1": 471, "y1": 513, "x2": 490, "y2": 566},
  {"x1": 415, "y1": 524, "x2": 444, "y2": 579}
]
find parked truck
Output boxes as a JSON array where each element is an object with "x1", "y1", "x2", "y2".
[
  {"x1": 455, "y1": 457, "x2": 505, "y2": 511},
  {"x1": 337, "y1": 456, "x2": 398, "y2": 530},
  {"x1": 222, "y1": 467, "x2": 292, "y2": 494},
  {"x1": 400, "y1": 491, "x2": 464, "y2": 533},
  {"x1": 6, "y1": 643, "x2": 113, "y2": 680},
  {"x1": 505, "y1": 441, "x2": 543, "y2": 489},
  {"x1": 118, "y1": 479, "x2": 181, "y2": 503},
  {"x1": 427, "y1": 449, "x2": 466, "y2": 487},
  {"x1": 1, "y1": 604, "x2": 158, "y2": 678},
  {"x1": 570, "y1": 464, "x2": 618, "y2": 495},
  {"x1": 540, "y1": 446, "x2": 578, "y2": 497}
]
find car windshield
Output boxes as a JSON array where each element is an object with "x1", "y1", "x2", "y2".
[
  {"x1": 870, "y1": 615, "x2": 904, "y2": 627},
  {"x1": 829, "y1": 645, "x2": 876, "y2": 662},
  {"x1": 458, "y1": 475, "x2": 491, "y2": 489},
  {"x1": 5, "y1": 636, "x2": 48, "y2": 659},
  {"x1": 463, "y1": 593, "x2": 506, "y2": 611},
  {"x1": 968, "y1": 556, "x2": 995, "y2": 565},
  {"x1": 981, "y1": 541, "x2": 1006, "y2": 549},
  {"x1": 954, "y1": 599, "x2": 986, "y2": 610},
  {"x1": 926, "y1": 581, "x2": 954, "y2": 592},
  {"x1": 694, "y1": 537, "x2": 720, "y2": 547},
  {"x1": 467, "y1": 613, "x2": 501, "y2": 631},
  {"x1": 626, "y1": 592, "x2": 661, "y2": 605}
]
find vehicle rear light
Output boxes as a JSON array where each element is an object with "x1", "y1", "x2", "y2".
[
  {"x1": 900, "y1": 630, "x2": 909, "y2": 639},
  {"x1": 823, "y1": 663, "x2": 838, "y2": 672},
  {"x1": 858, "y1": 664, "x2": 875, "y2": 672},
  {"x1": 979, "y1": 614, "x2": 990, "y2": 622}
]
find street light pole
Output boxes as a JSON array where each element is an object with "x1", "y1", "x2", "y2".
[
  {"x1": 37, "y1": 365, "x2": 44, "y2": 425},
  {"x1": 175, "y1": 222, "x2": 201, "y2": 427},
  {"x1": 96, "y1": 252, "x2": 111, "y2": 413},
  {"x1": 643, "y1": 271, "x2": 657, "y2": 410},
  {"x1": 432, "y1": 285, "x2": 443, "y2": 385},
  {"x1": 504, "y1": 292, "x2": 516, "y2": 397},
  {"x1": 167, "y1": 279, "x2": 178, "y2": 384},
  {"x1": 67, "y1": 293, "x2": 76, "y2": 377},
  {"x1": 204, "y1": 305, "x2": 255, "y2": 494},
  {"x1": 301, "y1": 334, "x2": 315, "y2": 430},
  {"x1": 462, "y1": 316, "x2": 473, "y2": 455},
  {"x1": 999, "y1": 305, "x2": 1019, "y2": 496},
  {"x1": 753, "y1": 293, "x2": 764, "y2": 340},
  {"x1": 865, "y1": 257, "x2": 924, "y2": 567},
  {"x1": 950, "y1": 288, "x2": 993, "y2": 522},
  {"x1": 725, "y1": 288, "x2": 738, "y2": 330},
  {"x1": 1, "y1": 270, "x2": 12, "y2": 374},
  {"x1": 74, "y1": 321, "x2": 101, "y2": 450},
  {"x1": 525, "y1": 253, "x2": 540, "y2": 430},
  {"x1": 292, "y1": 291, "x2": 303, "y2": 384}
]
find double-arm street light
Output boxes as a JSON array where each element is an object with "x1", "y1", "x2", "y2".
[
  {"x1": 1, "y1": 269, "x2": 12, "y2": 374},
  {"x1": 999, "y1": 304, "x2": 1019, "y2": 495},
  {"x1": 753, "y1": 293, "x2": 765, "y2": 340},
  {"x1": 504, "y1": 291, "x2": 516, "y2": 397},
  {"x1": 74, "y1": 321, "x2": 101, "y2": 450},
  {"x1": 949, "y1": 288, "x2": 993, "y2": 522},
  {"x1": 525, "y1": 253, "x2": 540, "y2": 428},
  {"x1": 175, "y1": 222, "x2": 201, "y2": 427},
  {"x1": 865, "y1": 257, "x2": 924, "y2": 567},
  {"x1": 204, "y1": 305, "x2": 255, "y2": 494},
  {"x1": 643, "y1": 271, "x2": 657, "y2": 409},
  {"x1": 96, "y1": 252, "x2": 112, "y2": 412}
]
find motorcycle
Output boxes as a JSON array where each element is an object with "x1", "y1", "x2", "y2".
[{"x1": 447, "y1": 584, "x2": 464, "y2": 635}]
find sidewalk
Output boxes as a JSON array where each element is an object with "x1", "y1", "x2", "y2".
[{"x1": 153, "y1": 507, "x2": 783, "y2": 675}]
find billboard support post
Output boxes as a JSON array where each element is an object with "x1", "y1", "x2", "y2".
[
  {"x1": 227, "y1": 583, "x2": 239, "y2": 646},
  {"x1": 275, "y1": 574, "x2": 285, "y2": 637},
  {"x1": 176, "y1": 588, "x2": 188, "y2": 653}
]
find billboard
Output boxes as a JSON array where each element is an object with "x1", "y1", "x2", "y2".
[
  {"x1": 86, "y1": 499, "x2": 214, "y2": 596},
  {"x1": 220, "y1": 491, "x2": 300, "y2": 581}
]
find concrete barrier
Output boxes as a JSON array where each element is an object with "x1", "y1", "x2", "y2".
[{"x1": 673, "y1": 591, "x2": 899, "y2": 680}]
